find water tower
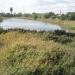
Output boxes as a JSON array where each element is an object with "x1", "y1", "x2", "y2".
[{"x1": 10, "y1": 7, "x2": 13, "y2": 14}]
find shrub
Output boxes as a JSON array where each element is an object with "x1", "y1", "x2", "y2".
[
  {"x1": 0, "y1": 17, "x2": 3, "y2": 22},
  {"x1": 44, "y1": 31, "x2": 72, "y2": 44},
  {"x1": 0, "y1": 27, "x2": 4, "y2": 34},
  {"x1": 46, "y1": 50, "x2": 65, "y2": 65},
  {"x1": 32, "y1": 13, "x2": 38, "y2": 20},
  {"x1": 54, "y1": 30, "x2": 66, "y2": 35}
]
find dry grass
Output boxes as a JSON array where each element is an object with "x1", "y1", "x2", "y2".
[
  {"x1": 36, "y1": 18, "x2": 75, "y2": 32},
  {"x1": 0, "y1": 31, "x2": 75, "y2": 75}
]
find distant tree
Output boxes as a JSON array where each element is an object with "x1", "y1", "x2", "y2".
[
  {"x1": 24, "y1": 13, "x2": 32, "y2": 18},
  {"x1": 67, "y1": 12, "x2": 75, "y2": 20},
  {"x1": 32, "y1": 13, "x2": 38, "y2": 20},
  {"x1": 48, "y1": 12, "x2": 55, "y2": 17},
  {"x1": 44, "y1": 12, "x2": 55, "y2": 19},
  {"x1": 0, "y1": 17, "x2": 3, "y2": 22},
  {"x1": 59, "y1": 14, "x2": 66, "y2": 20},
  {"x1": 0, "y1": 12, "x2": 6, "y2": 17},
  {"x1": 6, "y1": 13, "x2": 11, "y2": 17},
  {"x1": 44, "y1": 13, "x2": 50, "y2": 19},
  {"x1": 17, "y1": 13, "x2": 22, "y2": 17},
  {"x1": 59, "y1": 12, "x2": 75, "y2": 20}
]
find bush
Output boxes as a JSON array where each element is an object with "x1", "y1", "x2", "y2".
[
  {"x1": 46, "y1": 50, "x2": 65, "y2": 65},
  {"x1": 0, "y1": 31, "x2": 75, "y2": 75},
  {"x1": 67, "y1": 12, "x2": 75, "y2": 20},
  {"x1": 44, "y1": 31, "x2": 72, "y2": 44},
  {"x1": 0, "y1": 27, "x2": 4, "y2": 34},
  {"x1": 44, "y1": 12, "x2": 55, "y2": 19},
  {"x1": 0, "y1": 17, "x2": 3, "y2": 22},
  {"x1": 32, "y1": 13, "x2": 38, "y2": 20},
  {"x1": 54, "y1": 30, "x2": 66, "y2": 35}
]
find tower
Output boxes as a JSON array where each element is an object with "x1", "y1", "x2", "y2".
[{"x1": 10, "y1": 7, "x2": 13, "y2": 14}]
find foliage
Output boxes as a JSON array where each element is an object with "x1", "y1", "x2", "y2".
[
  {"x1": 0, "y1": 17, "x2": 3, "y2": 22},
  {"x1": 0, "y1": 11, "x2": 75, "y2": 20},
  {"x1": 0, "y1": 30, "x2": 75, "y2": 75},
  {"x1": 58, "y1": 12, "x2": 75, "y2": 20},
  {"x1": 44, "y1": 12, "x2": 55, "y2": 19},
  {"x1": 0, "y1": 27, "x2": 4, "y2": 34},
  {"x1": 67, "y1": 12, "x2": 75, "y2": 20},
  {"x1": 32, "y1": 13, "x2": 38, "y2": 20},
  {"x1": 44, "y1": 30, "x2": 75, "y2": 44}
]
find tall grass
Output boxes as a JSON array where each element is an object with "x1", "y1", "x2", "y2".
[
  {"x1": 0, "y1": 30, "x2": 75, "y2": 75},
  {"x1": 35, "y1": 18, "x2": 75, "y2": 33},
  {"x1": 0, "y1": 17, "x2": 3, "y2": 22}
]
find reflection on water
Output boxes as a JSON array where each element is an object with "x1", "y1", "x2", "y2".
[{"x1": 0, "y1": 18, "x2": 62, "y2": 31}]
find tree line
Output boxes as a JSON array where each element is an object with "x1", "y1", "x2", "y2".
[{"x1": 0, "y1": 12, "x2": 75, "y2": 20}]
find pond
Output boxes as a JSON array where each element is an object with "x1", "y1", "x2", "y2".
[{"x1": 0, "y1": 18, "x2": 62, "y2": 32}]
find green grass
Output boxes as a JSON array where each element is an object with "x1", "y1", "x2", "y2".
[
  {"x1": 0, "y1": 16, "x2": 75, "y2": 75},
  {"x1": 36, "y1": 18, "x2": 75, "y2": 33},
  {"x1": 0, "y1": 30, "x2": 75, "y2": 75},
  {"x1": 0, "y1": 17, "x2": 3, "y2": 22}
]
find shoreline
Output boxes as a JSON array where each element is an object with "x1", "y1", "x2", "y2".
[{"x1": 1, "y1": 17, "x2": 75, "y2": 33}]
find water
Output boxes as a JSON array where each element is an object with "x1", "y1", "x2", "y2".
[{"x1": 0, "y1": 18, "x2": 62, "y2": 32}]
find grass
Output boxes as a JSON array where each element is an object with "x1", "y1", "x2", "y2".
[
  {"x1": 37, "y1": 18, "x2": 75, "y2": 33},
  {"x1": 0, "y1": 16, "x2": 75, "y2": 75},
  {"x1": 21, "y1": 16, "x2": 75, "y2": 33},
  {"x1": 0, "y1": 17, "x2": 3, "y2": 22},
  {"x1": 0, "y1": 30, "x2": 75, "y2": 75},
  {"x1": 2, "y1": 16, "x2": 75, "y2": 32}
]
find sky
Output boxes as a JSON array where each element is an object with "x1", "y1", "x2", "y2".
[{"x1": 0, "y1": 0, "x2": 75, "y2": 14}]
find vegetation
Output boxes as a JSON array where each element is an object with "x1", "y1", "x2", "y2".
[
  {"x1": 0, "y1": 12, "x2": 75, "y2": 20},
  {"x1": 0, "y1": 12, "x2": 75, "y2": 32},
  {"x1": 40, "y1": 19, "x2": 75, "y2": 32},
  {"x1": 0, "y1": 11, "x2": 75, "y2": 75},
  {"x1": 32, "y1": 13, "x2": 38, "y2": 20},
  {"x1": 43, "y1": 12, "x2": 56, "y2": 19},
  {"x1": 0, "y1": 29, "x2": 75, "y2": 75},
  {"x1": 0, "y1": 17, "x2": 3, "y2": 22}
]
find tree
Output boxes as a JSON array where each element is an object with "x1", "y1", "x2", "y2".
[
  {"x1": 0, "y1": 17, "x2": 3, "y2": 22},
  {"x1": 44, "y1": 12, "x2": 55, "y2": 19},
  {"x1": 67, "y1": 12, "x2": 75, "y2": 20},
  {"x1": 32, "y1": 13, "x2": 38, "y2": 20}
]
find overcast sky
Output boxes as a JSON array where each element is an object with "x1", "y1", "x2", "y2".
[{"x1": 0, "y1": 0, "x2": 75, "y2": 14}]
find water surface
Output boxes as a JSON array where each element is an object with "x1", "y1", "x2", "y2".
[{"x1": 0, "y1": 18, "x2": 62, "y2": 31}]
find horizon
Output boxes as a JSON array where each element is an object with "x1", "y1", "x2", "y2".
[{"x1": 0, "y1": 0, "x2": 75, "y2": 14}]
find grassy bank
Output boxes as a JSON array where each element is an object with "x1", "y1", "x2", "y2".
[
  {"x1": 20, "y1": 16, "x2": 75, "y2": 33},
  {"x1": 35, "y1": 18, "x2": 75, "y2": 33},
  {"x1": 0, "y1": 29, "x2": 75, "y2": 75},
  {"x1": 0, "y1": 17, "x2": 3, "y2": 22},
  {"x1": 1, "y1": 16, "x2": 75, "y2": 32}
]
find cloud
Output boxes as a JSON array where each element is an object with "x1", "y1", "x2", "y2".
[
  {"x1": 63, "y1": 0, "x2": 75, "y2": 3},
  {"x1": 0, "y1": 0, "x2": 75, "y2": 13},
  {"x1": 35, "y1": 0, "x2": 75, "y2": 13}
]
